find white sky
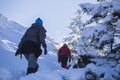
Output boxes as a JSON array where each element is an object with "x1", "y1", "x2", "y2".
[{"x1": 0, "y1": 0, "x2": 96, "y2": 43}]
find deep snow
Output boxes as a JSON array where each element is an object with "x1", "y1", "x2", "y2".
[{"x1": 0, "y1": 8, "x2": 120, "y2": 80}]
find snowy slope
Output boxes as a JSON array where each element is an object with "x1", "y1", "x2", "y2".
[
  {"x1": 0, "y1": 13, "x2": 26, "y2": 80},
  {"x1": 0, "y1": 13, "x2": 88, "y2": 80},
  {"x1": 0, "y1": 13, "x2": 26, "y2": 53},
  {"x1": 0, "y1": 13, "x2": 59, "y2": 80},
  {"x1": 0, "y1": 13, "x2": 120, "y2": 80}
]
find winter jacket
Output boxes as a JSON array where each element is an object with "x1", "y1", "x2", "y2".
[
  {"x1": 58, "y1": 46, "x2": 71, "y2": 61},
  {"x1": 21, "y1": 40, "x2": 42, "y2": 58},
  {"x1": 18, "y1": 23, "x2": 47, "y2": 51}
]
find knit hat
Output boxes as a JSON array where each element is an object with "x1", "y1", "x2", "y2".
[{"x1": 35, "y1": 18, "x2": 43, "y2": 25}]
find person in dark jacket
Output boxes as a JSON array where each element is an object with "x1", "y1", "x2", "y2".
[
  {"x1": 15, "y1": 18, "x2": 47, "y2": 75},
  {"x1": 58, "y1": 44, "x2": 71, "y2": 69}
]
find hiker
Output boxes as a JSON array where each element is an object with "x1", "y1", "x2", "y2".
[
  {"x1": 58, "y1": 44, "x2": 71, "y2": 69},
  {"x1": 15, "y1": 17, "x2": 47, "y2": 75}
]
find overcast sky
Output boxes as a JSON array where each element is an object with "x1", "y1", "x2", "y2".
[{"x1": 0, "y1": 0, "x2": 96, "y2": 43}]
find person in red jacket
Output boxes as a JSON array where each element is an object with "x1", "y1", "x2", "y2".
[{"x1": 58, "y1": 44, "x2": 71, "y2": 69}]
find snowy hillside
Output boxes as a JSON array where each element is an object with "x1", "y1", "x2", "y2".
[
  {"x1": 0, "y1": 13, "x2": 59, "y2": 80},
  {"x1": 0, "y1": 4, "x2": 120, "y2": 79},
  {"x1": 0, "y1": 13, "x2": 57, "y2": 53},
  {"x1": 0, "y1": 13, "x2": 26, "y2": 53}
]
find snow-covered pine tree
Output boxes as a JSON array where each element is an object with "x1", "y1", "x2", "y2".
[
  {"x1": 64, "y1": 10, "x2": 83, "y2": 55},
  {"x1": 64, "y1": 10, "x2": 96, "y2": 68},
  {"x1": 66, "y1": 10, "x2": 100, "y2": 56},
  {"x1": 80, "y1": 0, "x2": 120, "y2": 55},
  {"x1": 64, "y1": 1, "x2": 120, "y2": 79}
]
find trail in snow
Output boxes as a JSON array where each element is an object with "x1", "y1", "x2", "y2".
[
  {"x1": 19, "y1": 51, "x2": 67, "y2": 80},
  {"x1": 19, "y1": 51, "x2": 87, "y2": 80}
]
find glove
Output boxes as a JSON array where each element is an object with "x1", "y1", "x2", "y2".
[
  {"x1": 44, "y1": 49, "x2": 47, "y2": 55},
  {"x1": 15, "y1": 49, "x2": 20, "y2": 56}
]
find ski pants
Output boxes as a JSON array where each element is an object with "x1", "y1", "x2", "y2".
[
  {"x1": 24, "y1": 53, "x2": 38, "y2": 68},
  {"x1": 60, "y1": 54, "x2": 68, "y2": 69}
]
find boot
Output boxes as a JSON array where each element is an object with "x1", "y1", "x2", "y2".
[
  {"x1": 34, "y1": 64, "x2": 39, "y2": 73},
  {"x1": 27, "y1": 64, "x2": 39, "y2": 75},
  {"x1": 27, "y1": 68, "x2": 36, "y2": 75},
  {"x1": 27, "y1": 68, "x2": 33, "y2": 75}
]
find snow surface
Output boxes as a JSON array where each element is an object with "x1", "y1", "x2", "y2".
[{"x1": 0, "y1": 2, "x2": 120, "y2": 79}]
